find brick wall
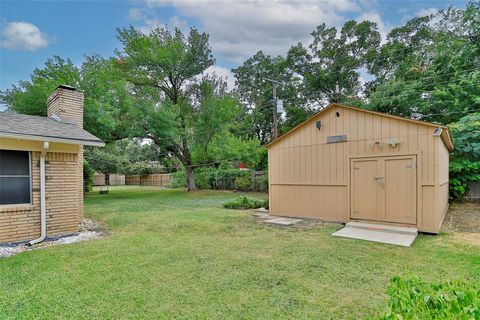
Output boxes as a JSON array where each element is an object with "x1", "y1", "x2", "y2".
[{"x1": 0, "y1": 151, "x2": 82, "y2": 244}]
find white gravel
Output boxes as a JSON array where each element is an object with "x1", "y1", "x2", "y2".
[{"x1": 0, "y1": 230, "x2": 104, "y2": 259}]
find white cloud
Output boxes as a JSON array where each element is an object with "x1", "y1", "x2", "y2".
[
  {"x1": 204, "y1": 65, "x2": 235, "y2": 91},
  {"x1": 416, "y1": 7, "x2": 438, "y2": 17},
  {"x1": 128, "y1": 8, "x2": 144, "y2": 21},
  {"x1": 140, "y1": 0, "x2": 362, "y2": 63},
  {"x1": 1, "y1": 21, "x2": 51, "y2": 51}
]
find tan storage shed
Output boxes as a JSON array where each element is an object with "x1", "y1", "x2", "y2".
[{"x1": 266, "y1": 103, "x2": 453, "y2": 233}]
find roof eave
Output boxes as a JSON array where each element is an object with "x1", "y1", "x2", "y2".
[
  {"x1": 0, "y1": 132, "x2": 105, "y2": 147},
  {"x1": 265, "y1": 103, "x2": 454, "y2": 150}
]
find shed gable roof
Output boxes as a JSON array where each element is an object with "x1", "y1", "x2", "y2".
[
  {"x1": 0, "y1": 112, "x2": 104, "y2": 146},
  {"x1": 265, "y1": 103, "x2": 453, "y2": 151}
]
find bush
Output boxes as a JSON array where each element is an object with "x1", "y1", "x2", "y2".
[
  {"x1": 170, "y1": 170, "x2": 187, "y2": 188},
  {"x1": 373, "y1": 277, "x2": 480, "y2": 320},
  {"x1": 168, "y1": 166, "x2": 268, "y2": 192},
  {"x1": 83, "y1": 160, "x2": 95, "y2": 192},
  {"x1": 234, "y1": 175, "x2": 252, "y2": 191},
  {"x1": 448, "y1": 113, "x2": 480, "y2": 199},
  {"x1": 223, "y1": 196, "x2": 268, "y2": 210}
]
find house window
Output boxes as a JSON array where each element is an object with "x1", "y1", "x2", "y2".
[{"x1": 0, "y1": 150, "x2": 31, "y2": 205}]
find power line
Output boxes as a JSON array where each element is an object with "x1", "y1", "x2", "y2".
[{"x1": 84, "y1": 109, "x2": 478, "y2": 171}]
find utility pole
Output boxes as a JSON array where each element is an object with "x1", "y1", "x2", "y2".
[
  {"x1": 334, "y1": 81, "x2": 340, "y2": 103},
  {"x1": 265, "y1": 78, "x2": 283, "y2": 140},
  {"x1": 272, "y1": 84, "x2": 278, "y2": 139}
]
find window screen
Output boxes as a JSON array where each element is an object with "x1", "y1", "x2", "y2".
[{"x1": 0, "y1": 150, "x2": 31, "y2": 205}]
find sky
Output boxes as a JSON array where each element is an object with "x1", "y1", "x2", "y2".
[{"x1": 0, "y1": 0, "x2": 469, "y2": 92}]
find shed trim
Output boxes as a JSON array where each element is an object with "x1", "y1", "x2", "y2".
[{"x1": 265, "y1": 103, "x2": 453, "y2": 151}]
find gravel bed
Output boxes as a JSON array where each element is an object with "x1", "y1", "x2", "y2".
[{"x1": 0, "y1": 219, "x2": 106, "y2": 259}]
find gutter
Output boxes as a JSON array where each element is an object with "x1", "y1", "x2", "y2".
[
  {"x1": 28, "y1": 142, "x2": 49, "y2": 246},
  {"x1": 0, "y1": 131, "x2": 105, "y2": 147}
]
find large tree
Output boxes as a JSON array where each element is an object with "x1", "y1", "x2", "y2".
[
  {"x1": 116, "y1": 27, "x2": 242, "y2": 190},
  {"x1": 366, "y1": 2, "x2": 480, "y2": 124},
  {"x1": 0, "y1": 55, "x2": 138, "y2": 142},
  {"x1": 288, "y1": 20, "x2": 381, "y2": 105},
  {"x1": 232, "y1": 51, "x2": 314, "y2": 144}
]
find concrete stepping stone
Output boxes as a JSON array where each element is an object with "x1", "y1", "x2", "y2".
[{"x1": 264, "y1": 217, "x2": 304, "y2": 226}]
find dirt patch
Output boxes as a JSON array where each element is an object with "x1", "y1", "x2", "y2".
[{"x1": 442, "y1": 202, "x2": 480, "y2": 233}]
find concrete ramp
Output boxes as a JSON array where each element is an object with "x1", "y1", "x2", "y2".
[{"x1": 332, "y1": 222, "x2": 418, "y2": 247}]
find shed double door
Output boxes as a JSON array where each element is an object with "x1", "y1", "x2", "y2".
[{"x1": 350, "y1": 155, "x2": 417, "y2": 225}]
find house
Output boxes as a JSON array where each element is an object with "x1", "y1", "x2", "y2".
[
  {"x1": 0, "y1": 85, "x2": 104, "y2": 244},
  {"x1": 266, "y1": 103, "x2": 453, "y2": 234}
]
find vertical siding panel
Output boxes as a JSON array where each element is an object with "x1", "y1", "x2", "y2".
[
  {"x1": 408, "y1": 123, "x2": 418, "y2": 152},
  {"x1": 350, "y1": 109, "x2": 358, "y2": 155},
  {"x1": 389, "y1": 119, "x2": 399, "y2": 153},
  {"x1": 381, "y1": 116, "x2": 389, "y2": 153},
  {"x1": 365, "y1": 113, "x2": 374, "y2": 155},
  {"x1": 357, "y1": 111, "x2": 366, "y2": 154},
  {"x1": 330, "y1": 109, "x2": 337, "y2": 182},
  {"x1": 427, "y1": 130, "x2": 435, "y2": 183},
  {"x1": 399, "y1": 121, "x2": 409, "y2": 153},
  {"x1": 338, "y1": 108, "x2": 346, "y2": 183},
  {"x1": 418, "y1": 125, "x2": 428, "y2": 183}
]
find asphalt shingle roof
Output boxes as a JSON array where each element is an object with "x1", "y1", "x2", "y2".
[{"x1": 0, "y1": 112, "x2": 104, "y2": 146}]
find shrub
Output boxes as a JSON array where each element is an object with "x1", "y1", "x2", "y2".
[
  {"x1": 223, "y1": 196, "x2": 268, "y2": 210},
  {"x1": 373, "y1": 277, "x2": 480, "y2": 320},
  {"x1": 170, "y1": 170, "x2": 186, "y2": 188},
  {"x1": 83, "y1": 160, "x2": 95, "y2": 192},
  {"x1": 234, "y1": 175, "x2": 252, "y2": 191},
  {"x1": 448, "y1": 113, "x2": 480, "y2": 199}
]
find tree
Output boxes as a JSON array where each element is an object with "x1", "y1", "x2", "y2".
[
  {"x1": 232, "y1": 51, "x2": 313, "y2": 144},
  {"x1": 116, "y1": 26, "x2": 242, "y2": 190},
  {"x1": 366, "y1": 3, "x2": 480, "y2": 125},
  {"x1": 288, "y1": 20, "x2": 381, "y2": 105},
  {"x1": 448, "y1": 113, "x2": 480, "y2": 199},
  {"x1": 0, "y1": 55, "x2": 139, "y2": 142},
  {"x1": 0, "y1": 56, "x2": 80, "y2": 116}
]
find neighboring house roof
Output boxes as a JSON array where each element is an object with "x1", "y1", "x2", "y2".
[
  {"x1": 265, "y1": 103, "x2": 454, "y2": 151},
  {"x1": 0, "y1": 112, "x2": 105, "y2": 146}
]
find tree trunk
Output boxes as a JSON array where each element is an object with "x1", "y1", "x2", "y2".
[{"x1": 185, "y1": 166, "x2": 196, "y2": 191}]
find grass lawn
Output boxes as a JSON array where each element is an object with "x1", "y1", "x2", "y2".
[{"x1": 1, "y1": 187, "x2": 479, "y2": 319}]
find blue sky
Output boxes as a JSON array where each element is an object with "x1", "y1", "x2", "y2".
[{"x1": 0, "y1": 0, "x2": 468, "y2": 92}]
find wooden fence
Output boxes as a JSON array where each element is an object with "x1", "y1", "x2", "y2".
[
  {"x1": 465, "y1": 182, "x2": 480, "y2": 200},
  {"x1": 125, "y1": 174, "x2": 172, "y2": 187},
  {"x1": 93, "y1": 173, "x2": 125, "y2": 186}
]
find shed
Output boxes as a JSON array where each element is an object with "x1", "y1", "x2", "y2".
[
  {"x1": 0, "y1": 85, "x2": 104, "y2": 244},
  {"x1": 266, "y1": 103, "x2": 453, "y2": 233}
]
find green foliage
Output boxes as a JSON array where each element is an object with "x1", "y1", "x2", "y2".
[
  {"x1": 449, "y1": 113, "x2": 480, "y2": 199},
  {"x1": 116, "y1": 26, "x2": 247, "y2": 190},
  {"x1": 373, "y1": 277, "x2": 480, "y2": 320},
  {"x1": 0, "y1": 55, "x2": 139, "y2": 142},
  {"x1": 170, "y1": 171, "x2": 187, "y2": 188},
  {"x1": 83, "y1": 160, "x2": 95, "y2": 192},
  {"x1": 234, "y1": 175, "x2": 252, "y2": 191},
  {"x1": 169, "y1": 166, "x2": 268, "y2": 192},
  {"x1": 449, "y1": 159, "x2": 480, "y2": 199},
  {"x1": 223, "y1": 196, "x2": 268, "y2": 210},
  {"x1": 0, "y1": 56, "x2": 80, "y2": 116},
  {"x1": 366, "y1": 4, "x2": 480, "y2": 124},
  {"x1": 125, "y1": 161, "x2": 164, "y2": 176}
]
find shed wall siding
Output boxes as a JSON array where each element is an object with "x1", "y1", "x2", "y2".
[
  {"x1": 268, "y1": 105, "x2": 447, "y2": 232},
  {"x1": 0, "y1": 151, "x2": 82, "y2": 244}
]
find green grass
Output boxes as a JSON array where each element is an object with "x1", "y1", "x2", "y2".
[{"x1": 1, "y1": 187, "x2": 479, "y2": 319}]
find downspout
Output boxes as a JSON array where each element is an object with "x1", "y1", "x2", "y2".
[{"x1": 28, "y1": 142, "x2": 49, "y2": 246}]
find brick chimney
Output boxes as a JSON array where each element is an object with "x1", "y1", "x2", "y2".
[{"x1": 47, "y1": 85, "x2": 84, "y2": 128}]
